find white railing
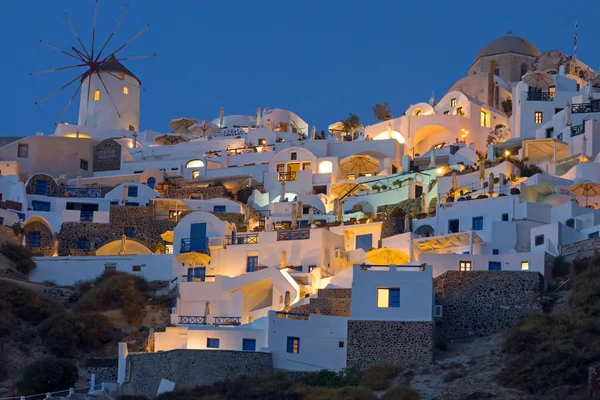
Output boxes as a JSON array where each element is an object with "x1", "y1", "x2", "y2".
[{"x1": 0, "y1": 375, "x2": 107, "y2": 400}]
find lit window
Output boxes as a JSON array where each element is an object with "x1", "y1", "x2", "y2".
[
  {"x1": 346, "y1": 174, "x2": 356, "y2": 180},
  {"x1": 521, "y1": 261, "x2": 529, "y2": 270},
  {"x1": 192, "y1": 171, "x2": 200, "y2": 179},
  {"x1": 186, "y1": 159, "x2": 205, "y2": 168},
  {"x1": 123, "y1": 86, "x2": 129, "y2": 95},
  {"x1": 377, "y1": 287, "x2": 400, "y2": 308},
  {"x1": 207, "y1": 338, "x2": 220, "y2": 349},
  {"x1": 413, "y1": 109, "x2": 421, "y2": 116},
  {"x1": 118, "y1": 75, "x2": 124, "y2": 81},
  {"x1": 302, "y1": 162, "x2": 311, "y2": 170},
  {"x1": 132, "y1": 265, "x2": 141, "y2": 272},
  {"x1": 287, "y1": 337, "x2": 300, "y2": 354},
  {"x1": 450, "y1": 98, "x2": 457, "y2": 107},
  {"x1": 548, "y1": 86, "x2": 555, "y2": 99},
  {"x1": 534, "y1": 111, "x2": 543, "y2": 124},
  {"x1": 93, "y1": 90, "x2": 100, "y2": 101},
  {"x1": 258, "y1": 138, "x2": 266, "y2": 145},
  {"x1": 456, "y1": 107, "x2": 464, "y2": 116},
  {"x1": 459, "y1": 261, "x2": 471, "y2": 271},
  {"x1": 480, "y1": 111, "x2": 489, "y2": 127},
  {"x1": 318, "y1": 161, "x2": 333, "y2": 174}
]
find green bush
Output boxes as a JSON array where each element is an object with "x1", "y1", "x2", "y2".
[
  {"x1": 16, "y1": 357, "x2": 78, "y2": 395},
  {"x1": 570, "y1": 257, "x2": 600, "y2": 314},
  {"x1": 0, "y1": 280, "x2": 63, "y2": 324},
  {"x1": 381, "y1": 385, "x2": 421, "y2": 400},
  {"x1": 38, "y1": 312, "x2": 115, "y2": 356},
  {"x1": 360, "y1": 363, "x2": 401, "y2": 391},
  {"x1": 0, "y1": 243, "x2": 36, "y2": 274},
  {"x1": 300, "y1": 367, "x2": 362, "y2": 388}
]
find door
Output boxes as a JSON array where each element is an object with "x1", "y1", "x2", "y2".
[
  {"x1": 246, "y1": 255, "x2": 258, "y2": 272},
  {"x1": 190, "y1": 223, "x2": 207, "y2": 251},
  {"x1": 187, "y1": 267, "x2": 206, "y2": 282},
  {"x1": 355, "y1": 234, "x2": 373, "y2": 252},
  {"x1": 488, "y1": 262, "x2": 501, "y2": 271}
]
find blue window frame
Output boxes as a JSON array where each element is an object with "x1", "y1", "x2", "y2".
[
  {"x1": 187, "y1": 267, "x2": 206, "y2": 282},
  {"x1": 128, "y1": 186, "x2": 138, "y2": 197},
  {"x1": 472, "y1": 216, "x2": 484, "y2": 230},
  {"x1": 147, "y1": 177, "x2": 156, "y2": 189},
  {"x1": 388, "y1": 288, "x2": 400, "y2": 307},
  {"x1": 213, "y1": 205, "x2": 226, "y2": 212},
  {"x1": 246, "y1": 256, "x2": 258, "y2": 272},
  {"x1": 589, "y1": 231, "x2": 600, "y2": 239},
  {"x1": 488, "y1": 261, "x2": 502, "y2": 271},
  {"x1": 286, "y1": 337, "x2": 300, "y2": 354},
  {"x1": 124, "y1": 227, "x2": 135, "y2": 238},
  {"x1": 492, "y1": 249, "x2": 499, "y2": 255},
  {"x1": 77, "y1": 239, "x2": 89, "y2": 250},
  {"x1": 207, "y1": 338, "x2": 220, "y2": 348},
  {"x1": 35, "y1": 180, "x2": 48, "y2": 196},
  {"x1": 31, "y1": 200, "x2": 51, "y2": 212},
  {"x1": 27, "y1": 232, "x2": 40, "y2": 248},
  {"x1": 242, "y1": 338, "x2": 256, "y2": 351}
]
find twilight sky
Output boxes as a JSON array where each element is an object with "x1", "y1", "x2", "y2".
[{"x1": 1, "y1": 0, "x2": 599, "y2": 136}]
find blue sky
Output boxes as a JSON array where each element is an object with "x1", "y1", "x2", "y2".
[{"x1": 1, "y1": 0, "x2": 598, "y2": 136}]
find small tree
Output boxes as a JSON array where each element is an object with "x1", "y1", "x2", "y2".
[
  {"x1": 341, "y1": 113, "x2": 362, "y2": 138},
  {"x1": 487, "y1": 124, "x2": 508, "y2": 146},
  {"x1": 372, "y1": 103, "x2": 392, "y2": 121},
  {"x1": 16, "y1": 357, "x2": 78, "y2": 395}
]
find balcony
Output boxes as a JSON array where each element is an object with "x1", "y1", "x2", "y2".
[
  {"x1": 526, "y1": 92, "x2": 554, "y2": 101},
  {"x1": 278, "y1": 172, "x2": 297, "y2": 182},
  {"x1": 225, "y1": 233, "x2": 259, "y2": 245},
  {"x1": 213, "y1": 316, "x2": 241, "y2": 326},
  {"x1": 277, "y1": 229, "x2": 310, "y2": 241},
  {"x1": 181, "y1": 274, "x2": 216, "y2": 282},
  {"x1": 571, "y1": 101, "x2": 600, "y2": 114},
  {"x1": 178, "y1": 316, "x2": 207, "y2": 325},
  {"x1": 180, "y1": 237, "x2": 210, "y2": 253},
  {"x1": 80, "y1": 210, "x2": 94, "y2": 222},
  {"x1": 64, "y1": 186, "x2": 102, "y2": 198},
  {"x1": 571, "y1": 123, "x2": 585, "y2": 137}
]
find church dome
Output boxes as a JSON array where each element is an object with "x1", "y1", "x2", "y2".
[{"x1": 475, "y1": 36, "x2": 541, "y2": 61}]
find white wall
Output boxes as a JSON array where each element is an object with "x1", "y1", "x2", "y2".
[{"x1": 155, "y1": 325, "x2": 267, "y2": 352}]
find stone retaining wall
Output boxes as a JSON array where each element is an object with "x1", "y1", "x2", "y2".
[
  {"x1": 26, "y1": 173, "x2": 63, "y2": 197},
  {"x1": 291, "y1": 289, "x2": 351, "y2": 316},
  {"x1": 86, "y1": 358, "x2": 118, "y2": 382},
  {"x1": 561, "y1": 237, "x2": 600, "y2": 263},
  {"x1": 346, "y1": 320, "x2": 434, "y2": 370},
  {"x1": 434, "y1": 271, "x2": 543, "y2": 339},
  {"x1": 381, "y1": 217, "x2": 405, "y2": 239},
  {"x1": 118, "y1": 350, "x2": 272, "y2": 398},
  {"x1": 156, "y1": 186, "x2": 226, "y2": 200}
]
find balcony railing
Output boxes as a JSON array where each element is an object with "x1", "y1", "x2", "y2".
[
  {"x1": 275, "y1": 311, "x2": 310, "y2": 320},
  {"x1": 181, "y1": 274, "x2": 216, "y2": 282},
  {"x1": 572, "y1": 101, "x2": 600, "y2": 114},
  {"x1": 213, "y1": 316, "x2": 241, "y2": 326},
  {"x1": 277, "y1": 229, "x2": 310, "y2": 241},
  {"x1": 180, "y1": 237, "x2": 210, "y2": 253},
  {"x1": 526, "y1": 92, "x2": 554, "y2": 101},
  {"x1": 278, "y1": 172, "x2": 297, "y2": 182},
  {"x1": 571, "y1": 123, "x2": 585, "y2": 137},
  {"x1": 178, "y1": 316, "x2": 207, "y2": 325},
  {"x1": 64, "y1": 186, "x2": 102, "y2": 198},
  {"x1": 225, "y1": 233, "x2": 259, "y2": 245},
  {"x1": 80, "y1": 210, "x2": 94, "y2": 222}
]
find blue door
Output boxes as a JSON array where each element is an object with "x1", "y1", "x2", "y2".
[
  {"x1": 488, "y1": 262, "x2": 501, "y2": 271},
  {"x1": 190, "y1": 223, "x2": 207, "y2": 251},
  {"x1": 355, "y1": 234, "x2": 373, "y2": 252},
  {"x1": 187, "y1": 267, "x2": 206, "y2": 282},
  {"x1": 246, "y1": 256, "x2": 258, "y2": 272}
]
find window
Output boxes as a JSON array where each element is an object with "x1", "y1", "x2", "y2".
[
  {"x1": 80, "y1": 159, "x2": 88, "y2": 171},
  {"x1": 258, "y1": 138, "x2": 266, "y2": 146},
  {"x1": 124, "y1": 202, "x2": 139, "y2": 206},
  {"x1": 521, "y1": 63, "x2": 528, "y2": 77},
  {"x1": 302, "y1": 162, "x2": 311, "y2": 170},
  {"x1": 413, "y1": 109, "x2": 421, "y2": 116},
  {"x1": 286, "y1": 337, "x2": 300, "y2": 354},
  {"x1": 492, "y1": 249, "x2": 499, "y2": 255},
  {"x1": 31, "y1": 200, "x2": 50, "y2": 211},
  {"x1": 565, "y1": 218, "x2": 575, "y2": 228},
  {"x1": 0, "y1": 217, "x2": 4, "y2": 225},
  {"x1": 494, "y1": 66, "x2": 500, "y2": 76},
  {"x1": 147, "y1": 177, "x2": 156, "y2": 189},
  {"x1": 128, "y1": 186, "x2": 138, "y2": 197},
  {"x1": 105, "y1": 264, "x2": 117, "y2": 272},
  {"x1": 443, "y1": 110, "x2": 450, "y2": 115},
  {"x1": 213, "y1": 205, "x2": 226, "y2": 212},
  {"x1": 132, "y1": 265, "x2": 142, "y2": 272},
  {"x1": 339, "y1": 341, "x2": 344, "y2": 348},
  {"x1": 207, "y1": 338, "x2": 220, "y2": 349},
  {"x1": 456, "y1": 107, "x2": 464, "y2": 116},
  {"x1": 534, "y1": 112, "x2": 543, "y2": 124},
  {"x1": 459, "y1": 261, "x2": 471, "y2": 271},
  {"x1": 346, "y1": 174, "x2": 356, "y2": 180},
  {"x1": 545, "y1": 128, "x2": 554, "y2": 138},
  {"x1": 472, "y1": 216, "x2": 484, "y2": 230},
  {"x1": 18, "y1": 143, "x2": 29, "y2": 158},
  {"x1": 589, "y1": 231, "x2": 600, "y2": 239},
  {"x1": 534, "y1": 234, "x2": 544, "y2": 246},
  {"x1": 480, "y1": 111, "x2": 489, "y2": 127},
  {"x1": 77, "y1": 239, "x2": 89, "y2": 250},
  {"x1": 124, "y1": 227, "x2": 135, "y2": 238},
  {"x1": 35, "y1": 180, "x2": 48, "y2": 196},
  {"x1": 96, "y1": 148, "x2": 117, "y2": 160},
  {"x1": 290, "y1": 152, "x2": 297, "y2": 161},
  {"x1": 502, "y1": 213, "x2": 509, "y2": 221},
  {"x1": 276, "y1": 163, "x2": 285, "y2": 173},
  {"x1": 548, "y1": 86, "x2": 555, "y2": 99},
  {"x1": 577, "y1": 83, "x2": 581, "y2": 91},
  {"x1": 448, "y1": 219, "x2": 459, "y2": 233},
  {"x1": 246, "y1": 255, "x2": 258, "y2": 272},
  {"x1": 129, "y1": 125, "x2": 135, "y2": 131},
  {"x1": 93, "y1": 90, "x2": 100, "y2": 101},
  {"x1": 192, "y1": 171, "x2": 200, "y2": 179},
  {"x1": 186, "y1": 159, "x2": 205, "y2": 168},
  {"x1": 123, "y1": 86, "x2": 129, "y2": 95},
  {"x1": 377, "y1": 287, "x2": 400, "y2": 308},
  {"x1": 521, "y1": 261, "x2": 529, "y2": 270},
  {"x1": 450, "y1": 98, "x2": 457, "y2": 107},
  {"x1": 27, "y1": 232, "x2": 41, "y2": 248},
  {"x1": 242, "y1": 338, "x2": 256, "y2": 351}
]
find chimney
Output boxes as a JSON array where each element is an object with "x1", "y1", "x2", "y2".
[{"x1": 488, "y1": 60, "x2": 495, "y2": 107}]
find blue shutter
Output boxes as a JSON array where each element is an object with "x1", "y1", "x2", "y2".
[
  {"x1": 213, "y1": 205, "x2": 226, "y2": 212},
  {"x1": 32, "y1": 201, "x2": 51, "y2": 211},
  {"x1": 242, "y1": 339, "x2": 256, "y2": 351},
  {"x1": 207, "y1": 338, "x2": 219, "y2": 348},
  {"x1": 472, "y1": 217, "x2": 483, "y2": 230},
  {"x1": 77, "y1": 239, "x2": 89, "y2": 250},
  {"x1": 388, "y1": 288, "x2": 400, "y2": 307},
  {"x1": 286, "y1": 337, "x2": 299, "y2": 354},
  {"x1": 355, "y1": 234, "x2": 373, "y2": 252},
  {"x1": 35, "y1": 181, "x2": 48, "y2": 196},
  {"x1": 128, "y1": 186, "x2": 138, "y2": 197},
  {"x1": 190, "y1": 223, "x2": 207, "y2": 251},
  {"x1": 246, "y1": 256, "x2": 258, "y2": 272},
  {"x1": 28, "y1": 232, "x2": 41, "y2": 248}
]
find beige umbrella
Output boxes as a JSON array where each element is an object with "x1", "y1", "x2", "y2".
[
  {"x1": 154, "y1": 133, "x2": 190, "y2": 146},
  {"x1": 244, "y1": 205, "x2": 250, "y2": 224},
  {"x1": 429, "y1": 146, "x2": 436, "y2": 168},
  {"x1": 388, "y1": 123, "x2": 393, "y2": 139},
  {"x1": 218, "y1": 106, "x2": 224, "y2": 128},
  {"x1": 297, "y1": 201, "x2": 303, "y2": 218},
  {"x1": 204, "y1": 301, "x2": 211, "y2": 317},
  {"x1": 280, "y1": 180, "x2": 287, "y2": 202},
  {"x1": 76, "y1": 172, "x2": 82, "y2": 187},
  {"x1": 189, "y1": 120, "x2": 219, "y2": 137},
  {"x1": 570, "y1": 181, "x2": 600, "y2": 206},
  {"x1": 311, "y1": 125, "x2": 316, "y2": 140},
  {"x1": 451, "y1": 172, "x2": 458, "y2": 192},
  {"x1": 308, "y1": 207, "x2": 314, "y2": 224},
  {"x1": 176, "y1": 251, "x2": 212, "y2": 266},
  {"x1": 53, "y1": 239, "x2": 59, "y2": 257},
  {"x1": 160, "y1": 230, "x2": 174, "y2": 243},
  {"x1": 280, "y1": 250, "x2": 287, "y2": 269},
  {"x1": 340, "y1": 154, "x2": 380, "y2": 175},
  {"x1": 284, "y1": 290, "x2": 291, "y2": 308},
  {"x1": 337, "y1": 200, "x2": 344, "y2": 222},
  {"x1": 366, "y1": 248, "x2": 410, "y2": 265},
  {"x1": 122, "y1": 185, "x2": 129, "y2": 203},
  {"x1": 330, "y1": 182, "x2": 368, "y2": 198},
  {"x1": 169, "y1": 117, "x2": 198, "y2": 134},
  {"x1": 256, "y1": 107, "x2": 261, "y2": 127},
  {"x1": 404, "y1": 214, "x2": 410, "y2": 233},
  {"x1": 119, "y1": 235, "x2": 127, "y2": 255},
  {"x1": 565, "y1": 103, "x2": 571, "y2": 126},
  {"x1": 522, "y1": 71, "x2": 554, "y2": 89},
  {"x1": 479, "y1": 162, "x2": 485, "y2": 182},
  {"x1": 421, "y1": 194, "x2": 427, "y2": 213},
  {"x1": 291, "y1": 203, "x2": 298, "y2": 228},
  {"x1": 582, "y1": 135, "x2": 588, "y2": 158},
  {"x1": 488, "y1": 172, "x2": 495, "y2": 195}
]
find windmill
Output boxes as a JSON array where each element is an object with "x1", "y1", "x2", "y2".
[{"x1": 30, "y1": 1, "x2": 155, "y2": 130}]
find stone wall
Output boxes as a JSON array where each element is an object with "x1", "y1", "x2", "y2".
[
  {"x1": 561, "y1": 237, "x2": 600, "y2": 264},
  {"x1": 23, "y1": 221, "x2": 54, "y2": 256},
  {"x1": 119, "y1": 350, "x2": 273, "y2": 398},
  {"x1": 26, "y1": 173, "x2": 63, "y2": 197},
  {"x1": 381, "y1": 217, "x2": 405, "y2": 239},
  {"x1": 93, "y1": 139, "x2": 121, "y2": 172},
  {"x1": 291, "y1": 289, "x2": 351, "y2": 316},
  {"x1": 156, "y1": 185, "x2": 226, "y2": 200},
  {"x1": 0, "y1": 200, "x2": 22, "y2": 211},
  {"x1": 86, "y1": 358, "x2": 118, "y2": 382},
  {"x1": 346, "y1": 321, "x2": 434, "y2": 370},
  {"x1": 377, "y1": 198, "x2": 421, "y2": 216},
  {"x1": 434, "y1": 271, "x2": 543, "y2": 340}
]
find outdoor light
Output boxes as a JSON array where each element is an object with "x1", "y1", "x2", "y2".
[
  {"x1": 504, "y1": 150, "x2": 511, "y2": 157},
  {"x1": 436, "y1": 167, "x2": 443, "y2": 175}
]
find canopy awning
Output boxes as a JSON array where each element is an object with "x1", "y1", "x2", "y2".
[
  {"x1": 522, "y1": 138, "x2": 569, "y2": 164},
  {"x1": 330, "y1": 182, "x2": 368, "y2": 198},
  {"x1": 413, "y1": 231, "x2": 483, "y2": 253},
  {"x1": 340, "y1": 154, "x2": 380, "y2": 174}
]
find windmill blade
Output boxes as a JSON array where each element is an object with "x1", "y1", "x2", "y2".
[
  {"x1": 84, "y1": 72, "x2": 93, "y2": 126},
  {"x1": 95, "y1": 71, "x2": 121, "y2": 118},
  {"x1": 54, "y1": 79, "x2": 85, "y2": 125},
  {"x1": 72, "y1": 47, "x2": 89, "y2": 62},
  {"x1": 64, "y1": 13, "x2": 91, "y2": 59},
  {"x1": 40, "y1": 40, "x2": 86, "y2": 62},
  {"x1": 114, "y1": 53, "x2": 156, "y2": 62},
  {"x1": 95, "y1": 4, "x2": 129, "y2": 62},
  {"x1": 35, "y1": 72, "x2": 85, "y2": 105},
  {"x1": 30, "y1": 63, "x2": 87, "y2": 76},
  {"x1": 103, "y1": 70, "x2": 141, "y2": 89},
  {"x1": 90, "y1": 0, "x2": 99, "y2": 59},
  {"x1": 100, "y1": 24, "x2": 149, "y2": 62}
]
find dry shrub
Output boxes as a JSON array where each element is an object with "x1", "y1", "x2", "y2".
[
  {"x1": 0, "y1": 243, "x2": 36, "y2": 275},
  {"x1": 16, "y1": 357, "x2": 78, "y2": 395},
  {"x1": 0, "y1": 280, "x2": 63, "y2": 324},
  {"x1": 381, "y1": 385, "x2": 421, "y2": 400},
  {"x1": 360, "y1": 362, "x2": 401, "y2": 391}
]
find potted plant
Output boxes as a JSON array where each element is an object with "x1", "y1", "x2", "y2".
[
  {"x1": 373, "y1": 185, "x2": 381, "y2": 193},
  {"x1": 510, "y1": 187, "x2": 521, "y2": 195},
  {"x1": 414, "y1": 212, "x2": 427, "y2": 220},
  {"x1": 476, "y1": 194, "x2": 489, "y2": 199},
  {"x1": 446, "y1": 196, "x2": 455, "y2": 203},
  {"x1": 381, "y1": 184, "x2": 388, "y2": 191}
]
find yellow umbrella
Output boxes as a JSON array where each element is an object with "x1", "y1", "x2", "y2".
[
  {"x1": 160, "y1": 230, "x2": 174, "y2": 243},
  {"x1": 340, "y1": 154, "x2": 380, "y2": 175},
  {"x1": 330, "y1": 182, "x2": 368, "y2": 198},
  {"x1": 366, "y1": 248, "x2": 409, "y2": 265},
  {"x1": 176, "y1": 251, "x2": 212, "y2": 265}
]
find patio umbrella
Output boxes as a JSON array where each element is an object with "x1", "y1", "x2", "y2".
[
  {"x1": 340, "y1": 154, "x2": 380, "y2": 175},
  {"x1": 338, "y1": 200, "x2": 344, "y2": 222},
  {"x1": 421, "y1": 194, "x2": 427, "y2": 213},
  {"x1": 311, "y1": 125, "x2": 316, "y2": 140},
  {"x1": 169, "y1": 117, "x2": 198, "y2": 134},
  {"x1": 244, "y1": 205, "x2": 250, "y2": 224},
  {"x1": 160, "y1": 230, "x2": 174, "y2": 243},
  {"x1": 522, "y1": 71, "x2": 554, "y2": 88},
  {"x1": 284, "y1": 291, "x2": 291, "y2": 308},
  {"x1": 291, "y1": 203, "x2": 298, "y2": 228},
  {"x1": 451, "y1": 172, "x2": 458, "y2": 192},
  {"x1": 404, "y1": 214, "x2": 410, "y2": 233},
  {"x1": 53, "y1": 239, "x2": 59, "y2": 257},
  {"x1": 330, "y1": 182, "x2": 368, "y2": 198},
  {"x1": 256, "y1": 107, "x2": 261, "y2": 127},
  {"x1": 366, "y1": 248, "x2": 409, "y2": 265},
  {"x1": 570, "y1": 181, "x2": 600, "y2": 206},
  {"x1": 582, "y1": 135, "x2": 588, "y2": 158},
  {"x1": 122, "y1": 185, "x2": 128, "y2": 203},
  {"x1": 308, "y1": 207, "x2": 314, "y2": 224},
  {"x1": 479, "y1": 162, "x2": 485, "y2": 183},
  {"x1": 280, "y1": 181, "x2": 286, "y2": 202},
  {"x1": 388, "y1": 123, "x2": 393, "y2": 139},
  {"x1": 119, "y1": 235, "x2": 127, "y2": 255},
  {"x1": 219, "y1": 106, "x2": 225, "y2": 127},
  {"x1": 297, "y1": 201, "x2": 303, "y2": 218},
  {"x1": 429, "y1": 146, "x2": 436, "y2": 168},
  {"x1": 77, "y1": 172, "x2": 82, "y2": 187},
  {"x1": 176, "y1": 251, "x2": 212, "y2": 266},
  {"x1": 154, "y1": 133, "x2": 190, "y2": 146},
  {"x1": 204, "y1": 301, "x2": 211, "y2": 316},
  {"x1": 280, "y1": 250, "x2": 287, "y2": 269},
  {"x1": 565, "y1": 103, "x2": 571, "y2": 126},
  {"x1": 488, "y1": 172, "x2": 495, "y2": 195},
  {"x1": 189, "y1": 120, "x2": 219, "y2": 137}
]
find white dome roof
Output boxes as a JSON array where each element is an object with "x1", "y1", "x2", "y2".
[{"x1": 475, "y1": 36, "x2": 540, "y2": 60}]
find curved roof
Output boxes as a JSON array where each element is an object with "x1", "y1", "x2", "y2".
[
  {"x1": 101, "y1": 55, "x2": 141, "y2": 84},
  {"x1": 475, "y1": 36, "x2": 540, "y2": 60}
]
